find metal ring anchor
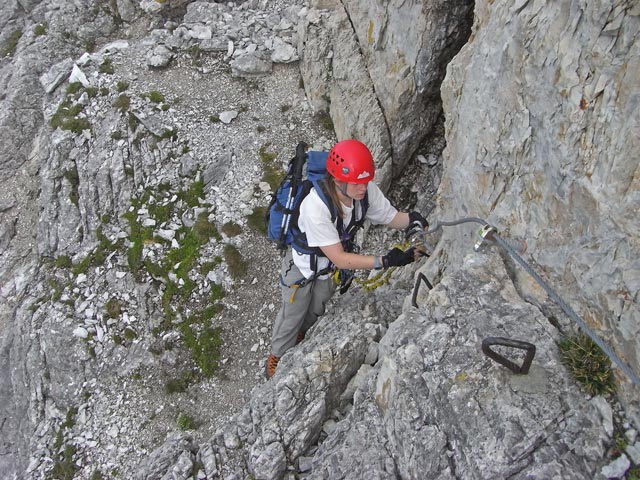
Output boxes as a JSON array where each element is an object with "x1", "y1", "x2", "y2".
[
  {"x1": 411, "y1": 272, "x2": 433, "y2": 308},
  {"x1": 481, "y1": 337, "x2": 536, "y2": 374}
]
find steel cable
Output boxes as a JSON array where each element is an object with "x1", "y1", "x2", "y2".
[{"x1": 419, "y1": 217, "x2": 640, "y2": 385}]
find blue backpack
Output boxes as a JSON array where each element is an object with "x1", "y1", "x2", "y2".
[{"x1": 266, "y1": 142, "x2": 369, "y2": 256}]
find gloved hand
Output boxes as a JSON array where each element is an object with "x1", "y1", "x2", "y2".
[
  {"x1": 405, "y1": 211, "x2": 429, "y2": 241},
  {"x1": 382, "y1": 247, "x2": 416, "y2": 268}
]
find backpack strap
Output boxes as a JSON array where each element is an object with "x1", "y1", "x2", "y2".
[{"x1": 338, "y1": 189, "x2": 369, "y2": 253}]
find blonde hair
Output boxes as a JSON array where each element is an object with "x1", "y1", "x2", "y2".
[{"x1": 323, "y1": 176, "x2": 345, "y2": 219}]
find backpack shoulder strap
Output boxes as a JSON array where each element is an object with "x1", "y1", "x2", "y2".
[
  {"x1": 349, "y1": 190, "x2": 369, "y2": 230},
  {"x1": 311, "y1": 178, "x2": 338, "y2": 223}
]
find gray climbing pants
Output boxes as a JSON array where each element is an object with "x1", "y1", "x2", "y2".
[{"x1": 270, "y1": 249, "x2": 336, "y2": 357}]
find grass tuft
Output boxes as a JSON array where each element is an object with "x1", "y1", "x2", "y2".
[
  {"x1": 246, "y1": 206, "x2": 268, "y2": 235},
  {"x1": 177, "y1": 413, "x2": 197, "y2": 431},
  {"x1": 558, "y1": 333, "x2": 615, "y2": 396},
  {"x1": 259, "y1": 144, "x2": 283, "y2": 190},
  {"x1": 50, "y1": 101, "x2": 90, "y2": 134},
  {"x1": 99, "y1": 58, "x2": 114, "y2": 74},
  {"x1": 113, "y1": 94, "x2": 130, "y2": 112},
  {"x1": 143, "y1": 90, "x2": 165, "y2": 103},
  {"x1": 34, "y1": 23, "x2": 47, "y2": 36},
  {"x1": 223, "y1": 244, "x2": 247, "y2": 280},
  {"x1": 316, "y1": 110, "x2": 334, "y2": 132},
  {"x1": 105, "y1": 298, "x2": 122, "y2": 318},
  {"x1": 116, "y1": 81, "x2": 129, "y2": 92},
  {"x1": 221, "y1": 221, "x2": 242, "y2": 237}
]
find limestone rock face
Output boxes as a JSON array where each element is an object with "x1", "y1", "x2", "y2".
[
  {"x1": 0, "y1": 0, "x2": 638, "y2": 478},
  {"x1": 438, "y1": 0, "x2": 640, "y2": 424},
  {"x1": 309, "y1": 254, "x2": 610, "y2": 479},
  {"x1": 299, "y1": 0, "x2": 473, "y2": 185},
  {"x1": 146, "y1": 254, "x2": 611, "y2": 479},
  {"x1": 345, "y1": 0, "x2": 474, "y2": 174},
  {"x1": 299, "y1": 3, "x2": 395, "y2": 188}
]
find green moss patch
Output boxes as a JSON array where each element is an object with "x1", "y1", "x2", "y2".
[
  {"x1": 105, "y1": 298, "x2": 122, "y2": 318},
  {"x1": 1, "y1": 30, "x2": 22, "y2": 57},
  {"x1": 178, "y1": 311, "x2": 223, "y2": 377}
]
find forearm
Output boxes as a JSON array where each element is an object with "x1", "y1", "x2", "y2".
[
  {"x1": 387, "y1": 211, "x2": 410, "y2": 230},
  {"x1": 320, "y1": 244, "x2": 381, "y2": 270},
  {"x1": 330, "y1": 251, "x2": 378, "y2": 270}
]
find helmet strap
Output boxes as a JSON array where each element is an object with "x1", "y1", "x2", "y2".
[{"x1": 336, "y1": 181, "x2": 354, "y2": 206}]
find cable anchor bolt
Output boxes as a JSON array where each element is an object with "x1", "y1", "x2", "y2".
[{"x1": 474, "y1": 224, "x2": 497, "y2": 252}]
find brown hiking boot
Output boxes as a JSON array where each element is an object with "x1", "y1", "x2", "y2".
[
  {"x1": 265, "y1": 354, "x2": 280, "y2": 379},
  {"x1": 295, "y1": 330, "x2": 305, "y2": 345}
]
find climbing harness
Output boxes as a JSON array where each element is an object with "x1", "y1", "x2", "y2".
[{"x1": 415, "y1": 217, "x2": 640, "y2": 385}]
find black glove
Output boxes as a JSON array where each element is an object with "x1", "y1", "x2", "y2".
[
  {"x1": 382, "y1": 247, "x2": 416, "y2": 268},
  {"x1": 405, "y1": 211, "x2": 429, "y2": 241}
]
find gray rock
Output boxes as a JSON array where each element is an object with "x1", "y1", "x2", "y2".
[
  {"x1": 196, "y1": 442, "x2": 219, "y2": 477},
  {"x1": 140, "y1": 0, "x2": 165, "y2": 14},
  {"x1": 219, "y1": 110, "x2": 238, "y2": 124},
  {"x1": 271, "y1": 37, "x2": 298, "y2": 63},
  {"x1": 136, "y1": 433, "x2": 195, "y2": 480},
  {"x1": 115, "y1": 0, "x2": 138, "y2": 23},
  {"x1": 308, "y1": 254, "x2": 609, "y2": 478},
  {"x1": 299, "y1": 4, "x2": 393, "y2": 189},
  {"x1": 187, "y1": 24, "x2": 212, "y2": 40},
  {"x1": 161, "y1": 450, "x2": 195, "y2": 480},
  {"x1": 600, "y1": 454, "x2": 630, "y2": 479},
  {"x1": 248, "y1": 441, "x2": 287, "y2": 480},
  {"x1": 592, "y1": 395, "x2": 614, "y2": 437},
  {"x1": 100, "y1": 40, "x2": 130, "y2": 55},
  {"x1": 299, "y1": 0, "x2": 473, "y2": 187},
  {"x1": 183, "y1": 1, "x2": 224, "y2": 24},
  {"x1": 39, "y1": 58, "x2": 74, "y2": 93},
  {"x1": 199, "y1": 37, "x2": 230, "y2": 52},
  {"x1": 626, "y1": 443, "x2": 640, "y2": 465},
  {"x1": 68, "y1": 64, "x2": 89, "y2": 87},
  {"x1": 0, "y1": 215, "x2": 16, "y2": 253},
  {"x1": 438, "y1": 0, "x2": 640, "y2": 425},
  {"x1": 364, "y1": 342, "x2": 378, "y2": 365},
  {"x1": 203, "y1": 152, "x2": 232, "y2": 187},
  {"x1": 230, "y1": 52, "x2": 272, "y2": 77},
  {"x1": 146, "y1": 45, "x2": 174, "y2": 69}
]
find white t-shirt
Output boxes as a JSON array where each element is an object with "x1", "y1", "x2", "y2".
[{"x1": 293, "y1": 181, "x2": 397, "y2": 278}]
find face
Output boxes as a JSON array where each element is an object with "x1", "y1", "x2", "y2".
[{"x1": 344, "y1": 181, "x2": 368, "y2": 201}]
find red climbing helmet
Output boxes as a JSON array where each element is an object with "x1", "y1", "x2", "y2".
[{"x1": 327, "y1": 139, "x2": 375, "y2": 184}]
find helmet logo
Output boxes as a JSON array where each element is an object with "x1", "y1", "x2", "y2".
[{"x1": 357, "y1": 171, "x2": 371, "y2": 180}]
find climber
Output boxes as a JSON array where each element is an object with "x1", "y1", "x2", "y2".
[{"x1": 266, "y1": 139, "x2": 429, "y2": 378}]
